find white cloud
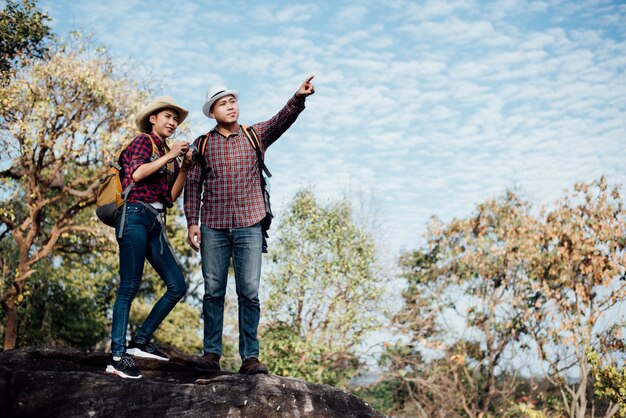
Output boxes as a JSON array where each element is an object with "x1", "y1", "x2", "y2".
[
  {"x1": 44, "y1": 0, "x2": 626, "y2": 257},
  {"x1": 329, "y1": 4, "x2": 369, "y2": 28},
  {"x1": 252, "y1": 3, "x2": 317, "y2": 24}
]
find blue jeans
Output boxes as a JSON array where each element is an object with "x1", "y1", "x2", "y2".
[
  {"x1": 111, "y1": 203, "x2": 186, "y2": 357},
  {"x1": 200, "y1": 223, "x2": 263, "y2": 360}
]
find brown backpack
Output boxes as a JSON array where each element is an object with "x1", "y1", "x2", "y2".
[{"x1": 96, "y1": 135, "x2": 172, "y2": 237}]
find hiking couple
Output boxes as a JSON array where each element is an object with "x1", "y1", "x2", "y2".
[{"x1": 105, "y1": 76, "x2": 315, "y2": 379}]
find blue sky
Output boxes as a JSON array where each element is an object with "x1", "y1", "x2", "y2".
[{"x1": 41, "y1": 0, "x2": 626, "y2": 256}]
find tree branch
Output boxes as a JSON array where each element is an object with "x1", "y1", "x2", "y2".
[{"x1": 0, "y1": 214, "x2": 17, "y2": 231}]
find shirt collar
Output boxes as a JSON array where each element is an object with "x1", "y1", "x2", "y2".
[{"x1": 210, "y1": 124, "x2": 240, "y2": 138}]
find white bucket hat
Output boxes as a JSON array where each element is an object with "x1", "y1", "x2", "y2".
[
  {"x1": 202, "y1": 85, "x2": 239, "y2": 118},
  {"x1": 135, "y1": 96, "x2": 189, "y2": 133}
]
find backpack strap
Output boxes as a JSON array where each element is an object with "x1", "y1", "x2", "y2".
[
  {"x1": 115, "y1": 140, "x2": 136, "y2": 239},
  {"x1": 241, "y1": 125, "x2": 273, "y2": 253},
  {"x1": 198, "y1": 133, "x2": 210, "y2": 157},
  {"x1": 241, "y1": 125, "x2": 272, "y2": 179},
  {"x1": 196, "y1": 134, "x2": 210, "y2": 197},
  {"x1": 117, "y1": 182, "x2": 135, "y2": 239}
]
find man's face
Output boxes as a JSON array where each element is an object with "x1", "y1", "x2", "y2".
[
  {"x1": 150, "y1": 108, "x2": 179, "y2": 139},
  {"x1": 210, "y1": 95, "x2": 239, "y2": 124}
]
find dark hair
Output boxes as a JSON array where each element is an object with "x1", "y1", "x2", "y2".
[{"x1": 148, "y1": 108, "x2": 179, "y2": 127}]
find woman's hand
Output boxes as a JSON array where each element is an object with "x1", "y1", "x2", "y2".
[
  {"x1": 180, "y1": 149, "x2": 194, "y2": 171},
  {"x1": 168, "y1": 140, "x2": 189, "y2": 160}
]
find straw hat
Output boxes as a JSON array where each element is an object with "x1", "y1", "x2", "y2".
[
  {"x1": 135, "y1": 96, "x2": 189, "y2": 133},
  {"x1": 202, "y1": 86, "x2": 239, "y2": 118}
]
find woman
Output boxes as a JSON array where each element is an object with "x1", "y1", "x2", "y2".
[{"x1": 106, "y1": 96, "x2": 192, "y2": 379}]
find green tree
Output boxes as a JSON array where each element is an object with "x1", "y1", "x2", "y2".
[
  {"x1": 263, "y1": 189, "x2": 384, "y2": 386},
  {"x1": 589, "y1": 349, "x2": 624, "y2": 417},
  {"x1": 0, "y1": 205, "x2": 119, "y2": 348},
  {"x1": 4, "y1": 196, "x2": 206, "y2": 353},
  {"x1": 16, "y1": 254, "x2": 113, "y2": 349},
  {"x1": 0, "y1": 0, "x2": 51, "y2": 80},
  {"x1": 0, "y1": 35, "x2": 145, "y2": 350}
]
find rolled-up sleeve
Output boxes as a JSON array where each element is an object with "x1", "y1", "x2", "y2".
[
  {"x1": 254, "y1": 94, "x2": 306, "y2": 150},
  {"x1": 127, "y1": 134, "x2": 154, "y2": 178}
]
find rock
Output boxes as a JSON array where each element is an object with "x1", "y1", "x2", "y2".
[{"x1": 0, "y1": 346, "x2": 384, "y2": 418}]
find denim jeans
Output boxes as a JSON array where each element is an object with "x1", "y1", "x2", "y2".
[
  {"x1": 110, "y1": 203, "x2": 186, "y2": 357},
  {"x1": 200, "y1": 223, "x2": 263, "y2": 360}
]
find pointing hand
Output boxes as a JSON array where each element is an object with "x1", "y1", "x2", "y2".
[{"x1": 296, "y1": 75, "x2": 315, "y2": 98}]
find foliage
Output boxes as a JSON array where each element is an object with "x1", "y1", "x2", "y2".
[
  {"x1": 379, "y1": 178, "x2": 625, "y2": 417},
  {"x1": 589, "y1": 349, "x2": 625, "y2": 417},
  {"x1": 0, "y1": 209, "x2": 118, "y2": 347},
  {"x1": 263, "y1": 189, "x2": 384, "y2": 386},
  {"x1": 15, "y1": 255, "x2": 112, "y2": 349},
  {"x1": 0, "y1": 33, "x2": 146, "y2": 349},
  {"x1": 526, "y1": 177, "x2": 626, "y2": 418},
  {"x1": 0, "y1": 0, "x2": 51, "y2": 79},
  {"x1": 502, "y1": 402, "x2": 550, "y2": 418},
  {"x1": 0, "y1": 193, "x2": 205, "y2": 353},
  {"x1": 262, "y1": 320, "x2": 359, "y2": 384},
  {"x1": 0, "y1": 210, "x2": 118, "y2": 349},
  {"x1": 384, "y1": 191, "x2": 537, "y2": 417},
  {"x1": 355, "y1": 343, "x2": 424, "y2": 417},
  {"x1": 130, "y1": 299, "x2": 202, "y2": 353}
]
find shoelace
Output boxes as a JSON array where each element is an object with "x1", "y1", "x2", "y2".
[{"x1": 121, "y1": 354, "x2": 136, "y2": 368}]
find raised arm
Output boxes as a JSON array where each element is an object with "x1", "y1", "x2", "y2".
[
  {"x1": 296, "y1": 75, "x2": 315, "y2": 98},
  {"x1": 253, "y1": 75, "x2": 315, "y2": 149}
]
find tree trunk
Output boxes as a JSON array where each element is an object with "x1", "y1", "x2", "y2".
[
  {"x1": 2, "y1": 264, "x2": 30, "y2": 351},
  {"x1": 604, "y1": 402, "x2": 620, "y2": 418},
  {"x1": 2, "y1": 298, "x2": 18, "y2": 350}
]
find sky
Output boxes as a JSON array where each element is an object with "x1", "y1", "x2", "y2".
[{"x1": 40, "y1": 0, "x2": 626, "y2": 257}]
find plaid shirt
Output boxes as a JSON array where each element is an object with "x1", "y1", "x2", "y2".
[
  {"x1": 184, "y1": 94, "x2": 305, "y2": 228},
  {"x1": 122, "y1": 132, "x2": 179, "y2": 207}
]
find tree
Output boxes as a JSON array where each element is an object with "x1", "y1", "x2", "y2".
[
  {"x1": 527, "y1": 177, "x2": 626, "y2": 418},
  {"x1": 0, "y1": 36, "x2": 145, "y2": 350},
  {"x1": 0, "y1": 210, "x2": 115, "y2": 349},
  {"x1": 384, "y1": 191, "x2": 539, "y2": 417},
  {"x1": 380, "y1": 178, "x2": 625, "y2": 417},
  {"x1": 589, "y1": 349, "x2": 625, "y2": 418},
  {"x1": 0, "y1": 0, "x2": 51, "y2": 80},
  {"x1": 263, "y1": 189, "x2": 385, "y2": 386},
  {"x1": 15, "y1": 251, "x2": 113, "y2": 349},
  {"x1": 5, "y1": 200, "x2": 207, "y2": 353}
]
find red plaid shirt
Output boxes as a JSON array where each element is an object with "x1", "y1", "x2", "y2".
[
  {"x1": 122, "y1": 132, "x2": 179, "y2": 207},
  {"x1": 184, "y1": 94, "x2": 305, "y2": 228}
]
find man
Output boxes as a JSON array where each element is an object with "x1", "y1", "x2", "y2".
[
  {"x1": 106, "y1": 96, "x2": 193, "y2": 379},
  {"x1": 184, "y1": 76, "x2": 315, "y2": 374}
]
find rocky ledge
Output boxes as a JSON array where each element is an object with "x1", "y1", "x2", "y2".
[{"x1": 0, "y1": 346, "x2": 384, "y2": 418}]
